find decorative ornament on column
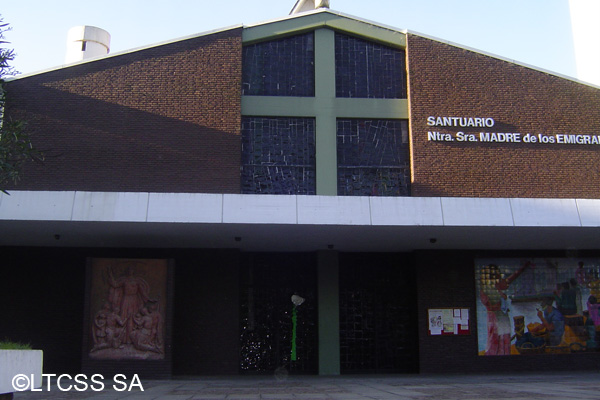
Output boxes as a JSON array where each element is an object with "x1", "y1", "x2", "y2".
[{"x1": 290, "y1": 295, "x2": 305, "y2": 361}]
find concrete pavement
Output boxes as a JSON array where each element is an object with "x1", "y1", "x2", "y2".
[{"x1": 10, "y1": 372, "x2": 600, "y2": 400}]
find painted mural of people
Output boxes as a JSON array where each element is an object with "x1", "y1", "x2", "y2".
[
  {"x1": 536, "y1": 298, "x2": 565, "y2": 346},
  {"x1": 587, "y1": 296, "x2": 600, "y2": 327},
  {"x1": 107, "y1": 266, "x2": 151, "y2": 345},
  {"x1": 570, "y1": 278, "x2": 583, "y2": 315},
  {"x1": 576, "y1": 261, "x2": 588, "y2": 286},
  {"x1": 583, "y1": 310, "x2": 597, "y2": 350},
  {"x1": 554, "y1": 281, "x2": 577, "y2": 316},
  {"x1": 479, "y1": 261, "x2": 531, "y2": 355}
]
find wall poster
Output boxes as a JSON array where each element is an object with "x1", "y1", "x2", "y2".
[
  {"x1": 475, "y1": 258, "x2": 600, "y2": 356},
  {"x1": 428, "y1": 308, "x2": 470, "y2": 335},
  {"x1": 86, "y1": 258, "x2": 169, "y2": 360}
]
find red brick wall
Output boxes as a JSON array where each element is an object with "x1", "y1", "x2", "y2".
[
  {"x1": 407, "y1": 34, "x2": 600, "y2": 199},
  {"x1": 4, "y1": 28, "x2": 242, "y2": 193}
]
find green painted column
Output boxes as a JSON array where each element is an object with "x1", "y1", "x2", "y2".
[
  {"x1": 314, "y1": 28, "x2": 337, "y2": 196},
  {"x1": 318, "y1": 250, "x2": 340, "y2": 375}
]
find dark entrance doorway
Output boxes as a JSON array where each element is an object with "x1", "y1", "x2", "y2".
[
  {"x1": 339, "y1": 253, "x2": 418, "y2": 373},
  {"x1": 239, "y1": 253, "x2": 318, "y2": 374}
]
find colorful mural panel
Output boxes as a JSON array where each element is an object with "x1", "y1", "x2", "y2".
[
  {"x1": 88, "y1": 258, "x2": 168, "y2": 360},
  {"x1": 475, "y1": 258, "x2": 600, "y2": 356}
]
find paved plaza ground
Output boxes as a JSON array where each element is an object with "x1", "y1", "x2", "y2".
[{"x1": 8, "y1": 371, "x2": 600, "y2": 400}]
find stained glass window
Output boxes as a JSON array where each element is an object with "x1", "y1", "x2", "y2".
[
  {"x1": 335, "y1": 33, "x2": 407, "y2": 99},
  {"x1": 242, "y1": 33, "x2": 315, "y2": 97},
  {"x1": 242, "y1": 117, "x2": 316, "y2": 194},
  {"x1": 239, "y1": 253, "x2": 318, "y2": 373},
  {"x1": 337, "y1": 119, "x2": 410, "y2": 196}
]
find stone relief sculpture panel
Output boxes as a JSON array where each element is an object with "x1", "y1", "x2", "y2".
[{"x1": 88, "y1": 258, "x2": 167, "y2": 360}]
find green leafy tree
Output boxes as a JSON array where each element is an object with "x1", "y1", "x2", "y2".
[{"x1": 0, "y1": 17, "x2": 42, "y2": 193}]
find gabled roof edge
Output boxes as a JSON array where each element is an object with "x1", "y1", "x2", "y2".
[
  {"x1": 9, "y1": 9, "x2": 406, "y2": 81},
  {"x1": 406, "y1": 29, "x2": 600, "y2": 90},
  {"x1": 244, "y1": 8, "x2": 404, "y2": 34},
  {"x1": 7, "y1": 24, "x2": 244, "y2": 81},
  {"x1": 8, "y1": 8, "x2": 595, "y2": 90}
]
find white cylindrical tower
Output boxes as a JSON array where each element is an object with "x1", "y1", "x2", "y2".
[{"x1": 65, "y1": 25, "x2": 111, "y2": 64}]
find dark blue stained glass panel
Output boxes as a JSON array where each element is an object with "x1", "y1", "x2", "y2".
[
  {"x1": 337, "y1": 119, "x2": 410, "y2": 196},
  {"x1": 239, "y1": 254, "x2": 318, "y2": 374},
  {"x1": 242, "y1": 117, "x2": 316, "y2": 195},
  {"x1": 335, "y1": 33, "x2": 407, "y2": 99},
  {"x1": 242, "y1": 33, "x2": 315, "y2": 97}
]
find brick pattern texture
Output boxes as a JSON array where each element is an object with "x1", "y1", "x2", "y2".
[
  {"x1": 4, "y1": 28, "x2": 243, "y2": 193},
  {"x1": 407, "y1": 34, "x2": 600, "y2": 199}
]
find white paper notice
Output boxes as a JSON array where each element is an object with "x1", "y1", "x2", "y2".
[{"x1": 429, "y1": 309, "x2": 443, "y2": 335}]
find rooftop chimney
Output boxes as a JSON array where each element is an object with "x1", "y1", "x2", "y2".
[{"x1": 65, "y1": 25, "x2": 111, "y2": 64}]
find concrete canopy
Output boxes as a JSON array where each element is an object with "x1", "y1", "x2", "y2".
[{"x1": 1, "y1": 191, "x2": 598, "y2": 253}]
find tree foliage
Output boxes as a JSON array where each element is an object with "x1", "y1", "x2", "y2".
[{"x1": 0, "y1": 17, "x2": 42, "y2": 193}]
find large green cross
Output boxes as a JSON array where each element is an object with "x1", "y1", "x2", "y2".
[{"x1": 242, "y1": 14, "x2": 409, "y2": 195}]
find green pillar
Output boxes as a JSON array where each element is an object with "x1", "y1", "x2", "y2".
[
  {"x1": 314, "y1": 28, "x2": 337, "y2": 196},
  {"x1": 318, "y1": 250, "x2": 340, "y2": 375}
]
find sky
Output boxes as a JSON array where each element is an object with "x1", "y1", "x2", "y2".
[{"x1": 1, "y1": 0, "x2": 578, "y2": 79}]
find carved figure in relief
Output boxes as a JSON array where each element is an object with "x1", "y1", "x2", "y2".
[
  {"x1": 105, "y1": 306, "x2": 126, "y2": 349},
  {"x1": 107, "y1": 266, "x2": 151, "y2": 345},
  {"x1": 147, "y1": 301, "x2": 163, "y2": 351},
  {"x1": 131, "y1": 307, "x2": 161, "y2": 353},
  {"x1": 90, "y1": 262, "x2": 164, "y2": 359},
  {"x1": 90, "y1": 302, "x2": 110, "y2": 352}
]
